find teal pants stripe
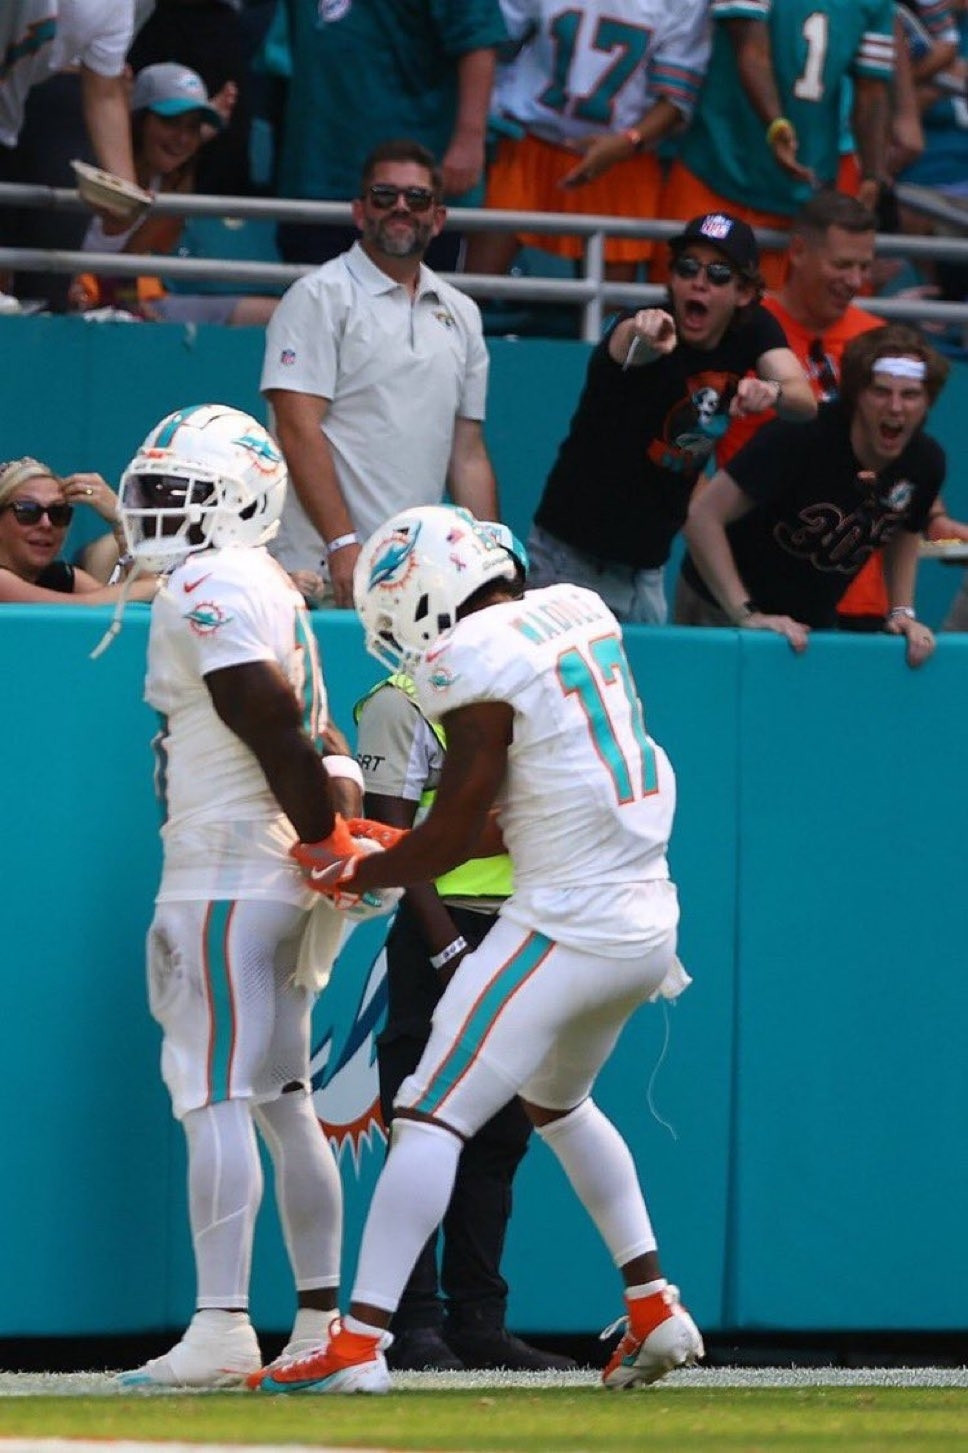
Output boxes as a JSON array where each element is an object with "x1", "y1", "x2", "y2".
[
  {"x1": 413, "y1": 930, "x2": 554, "y2": 1117},
  {"x1": 204, "y1": 901, "x2": 237, "y2": 1103}
]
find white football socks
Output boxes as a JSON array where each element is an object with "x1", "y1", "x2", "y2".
[
  {"x1": 536, "y1": 1098, "x2": 657, "y2": 1266},
  {"x1": 255, "y1": 1090, "x2": 342, "y2": 1291},
  {"x1": 185, "y1": 1099, "x2": 262, "y2": 1309},
  {"x1": 351, "y1": 1116, "x2": 462, "y2": 1313}
]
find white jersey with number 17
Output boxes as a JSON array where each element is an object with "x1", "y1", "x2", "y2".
[{"x1": 413, "y1": 583, "x2": 676, "y2": 957}]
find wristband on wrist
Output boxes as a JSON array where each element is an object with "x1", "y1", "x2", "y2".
[
  {"x1": 326, "y1": 532, "x2": 358, "y2": 555},
  {"x1": 888, "y1": 605, "x2": 916, "y2": 622},
  {"x1": 732, "y1": 599, "x2": 758, "y2": 624},
  {"x1": 321, "y1": 753, "x2": 365, "y2": 793},
  {"x1": 770, "y1": 379, "x2": 783, "y2": 407},
  {"x1": 766, "y1": 116, "x2": 793, "y2": 146},
  {"x1": 430, "y1": 936, "x2": 468, "y2": 971}
]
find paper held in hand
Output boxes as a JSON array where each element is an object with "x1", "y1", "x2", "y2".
[{"x1": 71, "y1": 160, "x2": 153, "y2": 221}]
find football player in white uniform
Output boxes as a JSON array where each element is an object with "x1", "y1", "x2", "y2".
[
  {"x1": 114, "y1": 404, "x2": 367, "y2": 1388},
  {"x1": 248, "y1": 505, "x2": 703, "y2": 1395}
]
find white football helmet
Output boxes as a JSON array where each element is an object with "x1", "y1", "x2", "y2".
[
  {"x1": 354, "y1": 505, "x2": 518, "y2": 671},
  {"x1": 117, "y1": 403, "x2": 287, "y2": 570}
]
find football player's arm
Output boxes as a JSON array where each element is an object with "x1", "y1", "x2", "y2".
[
  {"x1": 684, "y1": 469, "x2": 810, "y2": 651},
  {"x1": 205, "y1": 660, "x2": 340, "y2": 840},
  {"x1": 447, "y1": 417, "x2": 499, "y2": 521},
  {"x1": 350, "y1": 702, "x2": 512, "y2": 892},
  {"x1": 320, "y1": 720, "x2": 364, "y2": 817},
  {"x1": 266, "y1": 388, "x2": 360, "y2": 609},
  {"x1": 733, "y1": 345, "x2": 816, "y2": 420}
]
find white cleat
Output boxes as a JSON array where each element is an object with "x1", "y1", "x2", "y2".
[
  {"x1": 601, "y1": 1285, "x2": 705, "y2": 1390},
  {"x1": 116, "y1": 1310, "x2": 262, "y2": 1389}
]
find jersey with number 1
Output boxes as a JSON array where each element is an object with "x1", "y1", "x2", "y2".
[
  {"x1": 677, "y1": 0, "x2": 895, "y2": 215},
  {"x1": 413, "y1": 583, "x2": 676, "y2": 957},
  {"x1": 494, "y1": 0, "x2": 710, "y2": 142},
  {"x1": 146, "y1": 544, "x2": 327, "y2": 905}
]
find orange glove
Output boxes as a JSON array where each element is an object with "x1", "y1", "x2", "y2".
[
  {"x1": 291, "y1": 814, "x2": 359, "y2": 897},
  {"x1": 291, "y1": 816, "x2": 404, "y2": 921},
  {"x1": 346, "y1": 817, "x2": 409, "y2": 851}
]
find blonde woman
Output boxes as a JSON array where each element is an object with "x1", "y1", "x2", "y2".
[{"x1": 0, "y1": 458, "x2": 158, "y2": 604}]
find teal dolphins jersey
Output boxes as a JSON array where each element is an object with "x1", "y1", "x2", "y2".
[
  {"x1": 278, "y1": 0, "x2": 508, "y2": 201},
  {"x1": 677, "y1": 0, "x2": 894, "y2": 216}
]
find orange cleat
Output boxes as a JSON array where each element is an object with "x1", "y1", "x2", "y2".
[{"x1": 247, "y1": 1318, "x2": 392, "y2": 1395}]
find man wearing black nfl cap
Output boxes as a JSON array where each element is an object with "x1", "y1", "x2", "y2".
[{"x1": 527, "y1": 212, "x2": 816, "y2": 624}]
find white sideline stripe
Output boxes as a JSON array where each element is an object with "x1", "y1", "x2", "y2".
[
  {"x1": 0, "y1": 1443, "x2": 394, "y2": 1453},
  {"x1": 0, "y1": 1367, "x2": 965, "y2": 1397}
]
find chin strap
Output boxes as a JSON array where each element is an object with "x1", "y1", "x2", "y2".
[{"x1": 89, "y1": 556, "x2": 149, "y2": 660}]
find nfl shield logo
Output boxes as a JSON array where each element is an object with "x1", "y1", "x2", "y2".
[
  {"x1": 280, "y1": 348, "x2": 296, "y2": 366},
  {"x1": 700, "y1": 214, "x2": 732, "y2": 241}
]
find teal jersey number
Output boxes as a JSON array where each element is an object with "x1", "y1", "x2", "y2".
[
  {"x1": 558, "y1": 635, "x2": 658, "y2": 803},
  {"x1": 539, "y1": 9, "x2": 652, "y2": 127}
]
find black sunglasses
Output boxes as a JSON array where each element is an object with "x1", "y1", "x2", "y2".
[
  {"x1": 365, "y1": 183, "x2": 437, "y2": 214},
  {"x1": 672, "y1": 255, "x2": 736, "y2": 287},
  {"x1": 1, "y1": 499, "x2": 74, "y2": 527},
  {"x1": 808, "y1": 338, "x2": 839, "y2": 401}
]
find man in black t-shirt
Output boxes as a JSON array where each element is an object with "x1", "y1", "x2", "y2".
[
  {"x1": 677, "y1": 324, "x2": 949, "y2": 669},
  {"x1": 527, "y1": 212, "x2": 817, "y2": 623}
]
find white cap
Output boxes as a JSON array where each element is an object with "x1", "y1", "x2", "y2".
[{"x1": 130, "y1": 63, "x2": 223, "y2": 130}]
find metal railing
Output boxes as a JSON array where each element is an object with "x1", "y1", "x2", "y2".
[{"x1": 2, "y1": 180, "x2": 968, "y2": 343}]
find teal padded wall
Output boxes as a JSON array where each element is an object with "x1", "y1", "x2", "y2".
[
  {"x1": 1, "y1": 608, "x2": 965, "y2": 1338},
  {"x1": 2, "y1": 316, "x2": 965, "y2": 626}
]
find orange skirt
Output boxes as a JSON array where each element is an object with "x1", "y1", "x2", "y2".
[
  {"x1": 654, "y1": 161, "x2": 792, "y2": 288},
  {"x1": 485, "y1": 132, "x2": 662, "y2": 263}
]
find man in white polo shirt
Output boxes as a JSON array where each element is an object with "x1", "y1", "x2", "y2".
[{"x1": 261, "y1": 137, "x2": 499, "y2": 608}]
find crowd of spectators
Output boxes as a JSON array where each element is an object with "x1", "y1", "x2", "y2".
[
  {"x1": 0, "y1": 3, "x2": 965, "y2": 325},
  {"x1": 1, "y1": 0, "x2": 967, "y2": 636}
]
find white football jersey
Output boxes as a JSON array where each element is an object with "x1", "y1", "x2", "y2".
[
  {"x1": 0, "y1": 1, "x2": 134, "y2": 147},
  {"x1": 494, "y1": 0, "x2": 710, "y2": 142},
  {"x1": 413, "y1": 583, "x2": 676, "y2": 956},
  {"x1": 146, "y1": 545, "x2": 327, "y2": 905}
]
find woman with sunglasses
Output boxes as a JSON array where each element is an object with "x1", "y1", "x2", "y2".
[
  {"x1": 527, "y1": 213, "x2": 816, "y2": 625},
  {"x1": 0, "y1": 458, "x2": 158, "y2": 604}
]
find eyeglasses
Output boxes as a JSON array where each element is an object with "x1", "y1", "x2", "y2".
[
  {"x1": 0, "y1": 499, "x2": 74, "y2": 527},
  {"x1": 671, "y1": 255, "x2": 736, "y2": 287},
  {"x1": 808, "y1": 338, "x2": 839, "y2": 401},
  {"x1": 365, "y1": 184, "x2": 437, "y2": 214}
]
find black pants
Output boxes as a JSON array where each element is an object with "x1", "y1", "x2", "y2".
[{"x1": 378, "y1": 903, "x2": 532, "y2": 1333}]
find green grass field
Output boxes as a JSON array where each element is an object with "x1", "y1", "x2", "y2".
[{"x1": 1, "y1": 1386, "x2": 966, "y2": 1451}]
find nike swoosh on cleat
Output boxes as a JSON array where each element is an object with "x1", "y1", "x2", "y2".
[{"x1": 183, "y1": 574, "x2": 212, "y2": 594}]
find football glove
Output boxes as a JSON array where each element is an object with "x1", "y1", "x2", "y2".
[{"x1": 345, "y1": 816, "x2": 410, "y2": 851}]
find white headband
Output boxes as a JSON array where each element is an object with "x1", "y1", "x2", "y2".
[{"x1": 873, "y1": 356, "x2": 926, "y2": 381}]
